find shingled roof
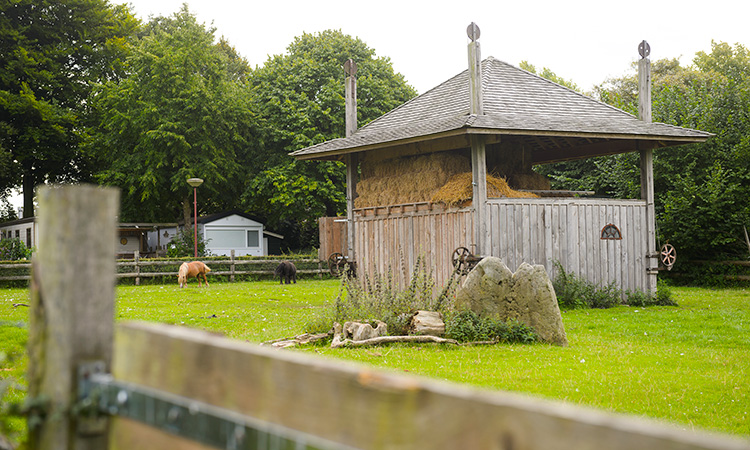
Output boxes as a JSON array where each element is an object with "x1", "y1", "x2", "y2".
[{"x1": 291, "y1": 57, "x2": 711, "y2": 164}]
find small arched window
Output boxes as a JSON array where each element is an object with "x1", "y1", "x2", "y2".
[{"x1": 601, "y1": 224, "x2": 622, "y2": 240}]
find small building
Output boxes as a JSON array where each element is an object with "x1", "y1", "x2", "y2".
[
  {"x1": 0, "y1": 217, "x2": 36, "y2": 249},
  {"x1": 147, "y1": 211, "x2": 283, "y2": 257}
]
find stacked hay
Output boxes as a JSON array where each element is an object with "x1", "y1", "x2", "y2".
[
  {"x1": 355, "y1": 153, "x2": 470, "y2": 208},
  {"x1": 509, "y1": 172, "x2": 551, "y2": 190},
  {"x1": 431, "y1": 172, "x2": 538, "y2": 207}
]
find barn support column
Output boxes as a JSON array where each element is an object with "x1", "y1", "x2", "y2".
[
  {"x1": 344, "y1": 60, "x2": 358, "y2": 261},
  {"x1": 638, "y1": 41, "x2": 657, "y2": 296}
]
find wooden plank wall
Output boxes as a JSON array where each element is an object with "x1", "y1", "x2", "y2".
[
  {"x1": 354, "y1": 203, "x2": 473, "y2": 288},
  {"x1": 318, "y1": 216, "x2": 348, "y2": 261},
  {"x1": 353, "y1": 198, "x2": 649, "y2": 294},
  {"x1": 487, "y1": 198, "x2": 648, "y2": 294}
]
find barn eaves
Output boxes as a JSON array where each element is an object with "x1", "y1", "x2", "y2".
[{"x1": 290, "y1": 57, "x2": 711, "y2": 164}]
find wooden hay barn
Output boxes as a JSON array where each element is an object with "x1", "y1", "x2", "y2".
[{"x1": 293, "y1": 26, "x2": 711, "y2": 294}]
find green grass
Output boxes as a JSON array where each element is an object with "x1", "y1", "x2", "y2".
[{"x1": 1, "y1": 281, "x2": 748, "y2": 443}]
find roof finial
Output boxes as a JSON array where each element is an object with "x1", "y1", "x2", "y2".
[
  {"x1": 467, "y1": 22, "x2": 480, "y2": 42},
  {"x1": 638, "y1": 40, "x2": 650, "y2": 59}
]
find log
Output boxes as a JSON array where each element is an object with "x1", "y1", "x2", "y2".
[{"x1": 331, "y1": 323, "x2": 458, "y2": 348}]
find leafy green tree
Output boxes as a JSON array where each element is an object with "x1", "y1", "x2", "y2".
[
  {"x1": 519, "y1": 61, "x2": 582, "y2": 92},
  {"x1": 0, "y1": 0, "x2": 139, "y2": 217},
  {"x1": 244, "y1": 30, "x2": 417, "y2": 248},
  {"x1": 87, "y1": 5, "x2": 257, "y2": 223}
]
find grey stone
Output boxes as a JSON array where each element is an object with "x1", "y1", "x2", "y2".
[{"x1": 455, "y1": 257, "x2": 568, "y2": 346}]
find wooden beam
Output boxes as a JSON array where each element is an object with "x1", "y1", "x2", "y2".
[{"x1": 531, "y1": 138, "x2": 659, "y2": 165}]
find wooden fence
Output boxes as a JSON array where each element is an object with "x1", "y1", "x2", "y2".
[
  {"x1": 0, "y1": 254, "x2": 327, "y2": 284},
  {"x1": 27, "y1": 184, "x2": 750, "y2": 450}
]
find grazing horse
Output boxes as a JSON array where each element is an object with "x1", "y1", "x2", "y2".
[
  {"x1": 274, "y1": 260, "x2": 297, "y2": 284},
  {"x1": 178, "y1": 261, "x2": 211, "y2": 288}
]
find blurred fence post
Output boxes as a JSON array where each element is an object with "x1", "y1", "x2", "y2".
[{"x1": 28, "y1": 184, "x2": 119, "y2": 450}]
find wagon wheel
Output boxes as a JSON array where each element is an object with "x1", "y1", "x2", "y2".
[
  {"x1": 452, "y1": 246, "x2": 472, "y2": 276},
  {"x1": 327, "y1": 252, "x2": 346, "y2": 277},
  {"x1": 660, "y1": 243, "x2": 676, "y2": 270}
]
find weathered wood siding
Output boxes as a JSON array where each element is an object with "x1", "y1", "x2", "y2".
[
  {"x1": 486, "y1": 198, "x2": 649, "y2": 294},
  {"x1": 354, "y1": 198, "x2": 649, "y2": 294},
  {"x1": 354, "y1": 203, "x2": 473, "y2": 288}
]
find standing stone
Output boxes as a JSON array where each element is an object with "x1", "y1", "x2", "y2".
[
  {"x1": 454, "y1": 257, "x2": 514, "y2": 317},
  {"x1": 454, "y1": 257, "x2": 567, "y2": 346}
]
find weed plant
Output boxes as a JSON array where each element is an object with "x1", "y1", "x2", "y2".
[
  {"x1": 553, "y1": 261, "x2": 677, "y2": 309},
  {"x1": 445, "y1": 310, "x2": 536, "y2": 343},
  {"x1": 308, "y1": 257, "x2": 454, "y2": 335}
]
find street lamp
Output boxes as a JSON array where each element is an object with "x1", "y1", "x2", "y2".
[{"x1": 187, "y1": 178, "x2": 203, "y2": 258}]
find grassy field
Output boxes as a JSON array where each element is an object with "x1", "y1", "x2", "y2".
[{"x1": 1, "y1": 279, "x2": 748, "y2": 442}]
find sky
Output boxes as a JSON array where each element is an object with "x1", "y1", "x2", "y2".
[
  {"x1": 121, "y1": 0, "x2": 750, "y2": 95},
  {"x1": 7, "y1": 0, "x2": 749, "y2": 210}
]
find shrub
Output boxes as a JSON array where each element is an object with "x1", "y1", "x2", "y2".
[
  {"x1": 552, "y1": 261, "x2": 620, "y2": 309},
  {"x1": 553, "y1": 261, "x2": 676, "y2": 309},
  {"x1": 445, "y1": 310, "x2": 537, "y2": 343},
  {"x1": 0, "y1": 238, "x2": 31, "y2": 261},
  {"x1": 166, "y1": 228, "x2": 210, "y2": 257}
]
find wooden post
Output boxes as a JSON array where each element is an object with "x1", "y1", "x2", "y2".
[
  {"x1": 638, "y1": 41, "x2": 657, "y2": 295},
  {"x1": 468, "y1": 23, "x2": 488, "y2": 255},
  {"x1": 28, "y1": 184, "x2": 119, "y2": 450},
  {"x1": 134, "y1": 250, "x2": 140, "y2": 286},
  {"x1": 344, "y1": 59, "x2": 358, "y2": 262},
  {"x1": 230, "y1": 249, "x2": 236, "y2": 282}
]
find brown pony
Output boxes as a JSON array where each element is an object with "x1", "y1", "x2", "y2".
[{"x1": 178, "y1": 261, "x2": 211, "y2": 288}]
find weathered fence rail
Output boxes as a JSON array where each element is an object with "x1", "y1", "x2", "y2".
[
  {"x1": 26, "y1": 186, "x2": 750, "y2": 450},
  {"x1": 0, "y1": 255, "x2": 327, "y2": 284}
]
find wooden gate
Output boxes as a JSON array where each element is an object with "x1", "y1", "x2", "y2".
[{"x1": 27, "y1": 186, "x2": 747, "y2": 450}]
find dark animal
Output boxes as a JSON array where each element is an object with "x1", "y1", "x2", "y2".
[{"x1": 274, "y1": 260, "x2": 297, "y2": 284}]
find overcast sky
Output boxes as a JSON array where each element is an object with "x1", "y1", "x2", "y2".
[
  {"x1": 8, "y1": 0, "x2": 749, "y2": 209},
  {"x1": 124, "y1": 0, "x2": 749, "y2": 94}
]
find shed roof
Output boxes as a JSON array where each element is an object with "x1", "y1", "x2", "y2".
[{"x1": 291, "y1": 57, "x2": 711, "y2": 164}]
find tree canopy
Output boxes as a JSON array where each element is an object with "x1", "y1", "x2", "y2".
[
  {"x1": 0, "y1": 0, "x2": 139, "y2": 217},
  {"x1": 87, "y1": 5, "x2": 257, "y2": 223},
  {"x1": 242, "y1": 30, "x2": 417, "y2": 247}
]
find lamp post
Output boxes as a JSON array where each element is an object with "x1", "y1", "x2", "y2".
[{"x1": 187, "y1": 178, "x2": 203, "y2": 258}]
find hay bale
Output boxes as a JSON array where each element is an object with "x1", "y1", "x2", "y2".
[
  {"x1": 431, "y1": 173, "x2": 538, "y2": 207},
  {"x1": 355, "y1": 153, "x2": 470, "y2": 208}
]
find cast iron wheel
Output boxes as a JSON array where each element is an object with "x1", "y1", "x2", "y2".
[
  {"x1": 660, "y1": 243, "x2": 676, "y2": 269},
  {"x1": 452, "y1": 246, "x2": 472, "y2": 276},
  {"x1": 327, "y1": 252, "x2": 346, "y2": 276}
]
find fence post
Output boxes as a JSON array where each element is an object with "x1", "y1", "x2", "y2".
[
  {"x1": 134, "y1": 250, "x2": 140, "y2": 286},
  {"x1": 230, "y1": 249, "x2": 235, "y2": 283},
  {"x1": 28, "y1": 185, "x2": 119, "y2": 450}
]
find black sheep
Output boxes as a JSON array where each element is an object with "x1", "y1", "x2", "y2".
[{"x1": 274, "y1": 260, "x2": 297, "y2": 284}]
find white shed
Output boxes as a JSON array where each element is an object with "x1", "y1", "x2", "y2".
[{"x1": 147, "y1": 211, "x2": 280, "y2": 257}]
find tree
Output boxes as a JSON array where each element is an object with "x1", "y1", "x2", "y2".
[
  {"x1": 244, "y1": 30, "x2": 417, "y2": 248},
  {"x1": 519, "y1": 61, "x2": 582, "y2": 92},
  {"x1": 0, "y1": 0, "x2": 139, "y2": 217},
  {"x1": 87, "y1": 5, "x2": 257, "y2": 223}
]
